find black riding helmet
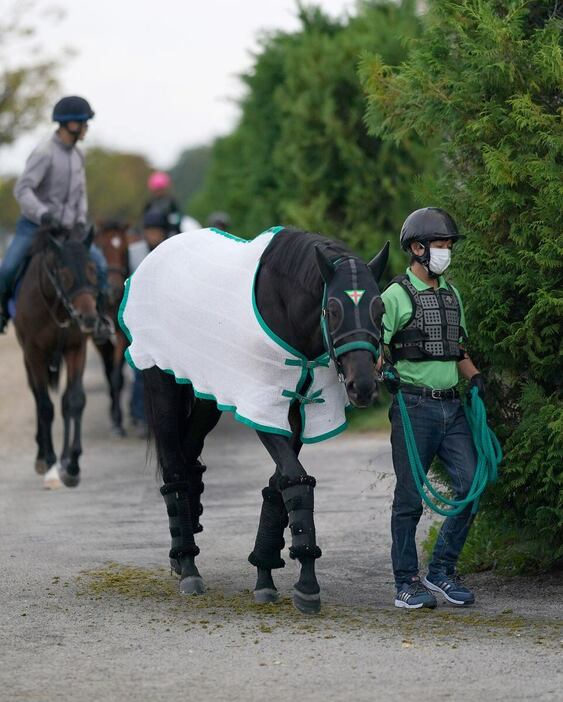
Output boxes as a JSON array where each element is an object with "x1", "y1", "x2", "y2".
[
  {"x1": 52, "y1": 96, "x2": 95, "y2": 123},
  {"x1": 400, "y1": 207, "x2": 462, "y2": 250}
]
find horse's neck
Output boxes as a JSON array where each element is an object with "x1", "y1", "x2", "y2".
[{"x1": 257, "y1": 264, "x2": 324, "y2": 360}]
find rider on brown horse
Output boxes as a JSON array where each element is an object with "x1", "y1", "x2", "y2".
[{"x1": 0, "y1": 96, "x2": 109, "y2": 340}]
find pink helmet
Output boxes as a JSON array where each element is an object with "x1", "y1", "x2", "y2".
[{"x1": 148, "y1": 171, "x2": 171, "y2": 192}]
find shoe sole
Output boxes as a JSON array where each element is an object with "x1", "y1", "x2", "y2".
[
  {"x1": 423, "y1": 577, "x2": 474, "y2": 606},
  {"x1": 394, "y1": 598, "x2": 436, "y2": 610}
]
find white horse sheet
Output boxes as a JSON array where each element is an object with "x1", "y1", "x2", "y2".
[{"x1": 119, "y1": 227, "x2": 348, "y2": 442}]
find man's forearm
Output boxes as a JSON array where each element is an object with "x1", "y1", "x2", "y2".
[{"x1": 458, "y1": 356, "x2": 480, "y2": 380}]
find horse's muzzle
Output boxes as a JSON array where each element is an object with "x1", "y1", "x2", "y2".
[
  {"x1": 345, "y1": 379, "x2": 378, "y2": 408},
  {"x1": 77, "y1": 314, "x2": 99, "y2": 335}
]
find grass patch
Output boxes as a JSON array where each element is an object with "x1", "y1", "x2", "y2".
[{"x1": 72, "y1": 562, "x2": 560, "y2": 645}]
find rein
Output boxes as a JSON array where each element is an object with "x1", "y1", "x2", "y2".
[
  {"x1": 40, "y1": 258, "x2": 95, "y2": 329},
  {"x1": 382, "y1": 364, "x2": 503, "y2": 515}
]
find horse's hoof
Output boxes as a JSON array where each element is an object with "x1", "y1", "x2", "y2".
[
  {"x1": 59, "y1": 465, "x2": 80, "y2": 488},
  {"x1": 35, "y1": 460, "x2": 48, "y2": 475},
  {"x1": 179, "y1": 576, "x2": 205, "y2": 595},
  {"x1": 292, "y1": 588, "x2": 321, "y2": 615},
  {"x1": 43, "y1": 465, "x2": 62, "y2": 490},
  {"x1": 254, "y1": 588, "x2": 280, "y2": 604},
  {"x1": 111, "y1": 425, "x2": 126, "y2": 438}
]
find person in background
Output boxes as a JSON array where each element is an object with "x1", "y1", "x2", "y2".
[
  {"x1": 143, "y1": 171, "x2": 182, "y2": 237},
  {"x1": 207, "y1": 211, "x2": 231, "y2": 232},
  {"x1": 382, "y1": 207, "x2": 485, "y2": 611},
  {"x1": 128, "y1": 208, "x2": 170, "y2": 436},
  {"x1": 0, "y1": 95, "x2": 108, "y2": 336}
]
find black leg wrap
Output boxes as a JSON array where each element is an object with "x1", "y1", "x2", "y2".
[
  {"x1": 248, "y1": 486, "x2": 288, "y2": 570},
  {"x1": 281, "y1": 478, "x2": 322, "y2": 561},
  {"x1": 160, "y1": 482, "x2": 200, "y2": 559},
  {"x1": 185, "y1": 462, "x2": 206, "y2": 534}
]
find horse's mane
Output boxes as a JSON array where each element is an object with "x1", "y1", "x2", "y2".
[
  {"x1": 260, "y1": 227, "x2": 354, "y2": 296},
  {"x1": 30, "y1": 226, "x2": 57, "y2": 256},
  {"x1": 30, "y1": 227, "x2": 84, "y2": 256}
]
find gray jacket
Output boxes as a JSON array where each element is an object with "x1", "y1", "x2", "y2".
[{"x1": 13, "y1": 132, "x2": 87, "y2": 228}]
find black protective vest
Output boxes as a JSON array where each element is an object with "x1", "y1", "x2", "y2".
[{"x1": 387, "y1": 274, "x2": 465, "y2": 363}]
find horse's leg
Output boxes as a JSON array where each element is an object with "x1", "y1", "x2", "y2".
[
  {"x1": 256, "y1": 431, "x2": 322, "y2": 614},
  {"x1": 22, "y1": 350, "x2": 57, "y2": 476},
  {"x1": 249, "y1": 466, "x2": 288, "y2": 603},
  {"x1": 109, "y1": 333, "x2": 127, "y2": 436},
  {"x1": 144, "y1": 367, "x2": 220, "y2": 595},
  {"x1": 59, "y1": 343, "x2": 87, "y2": 488}
]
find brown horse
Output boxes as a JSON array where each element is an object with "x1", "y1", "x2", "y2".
[
  {"x1": 14, "y1": 225, "x2": 100, "y2": 488},
  {"x1": 93, "y1": 220, "x2": 129, "y2": 436}
]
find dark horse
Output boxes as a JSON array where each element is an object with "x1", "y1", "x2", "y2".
[
  {"x1": 14, "y1": 225, "x2": 100, "y2": 488},
  {"x1": 93, "y1": 220, "x2": 129, "y2": 436},
  {"x1": 141, "y1": 228, "x2": 389, "y2": 613}
]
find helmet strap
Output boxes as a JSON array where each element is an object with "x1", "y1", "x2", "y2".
[{"x1": 411, "y1": 242, "x2": 439, "y2": 279}]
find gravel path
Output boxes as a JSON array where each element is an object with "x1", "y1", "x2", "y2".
[{"x1": 0, "y1": 328, "x2": 560, "y2": 701}]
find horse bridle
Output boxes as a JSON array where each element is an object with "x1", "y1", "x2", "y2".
[
  {"x1": 40, "y1": 256, "x2": 97, "y2": 329},
  {"x1": 320, "y1": 257, "x2": 383, "y2": 381}
]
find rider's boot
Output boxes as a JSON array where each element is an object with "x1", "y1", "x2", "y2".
[{"x1": 160, "y1": 481, "x2": 204, "y2": 595}]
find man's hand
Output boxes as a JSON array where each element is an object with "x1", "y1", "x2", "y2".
[
  {"x1": 467, "y1": 373, "x2": 485, "y2": 402},
  {"x1": 40, "y1": 212, "x2": 61, "y2": 230}
]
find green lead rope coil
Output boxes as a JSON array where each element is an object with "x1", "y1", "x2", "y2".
[{"x1": 396, "y1": 385, "x2": 503, "y2": 517}]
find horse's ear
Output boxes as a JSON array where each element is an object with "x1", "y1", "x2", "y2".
[
  {"x1": 315, "y1": 245, "x2": 335, "y2": 284},
  {"x1": 368, "y1": 241, "x2": 390, "y2": 284},
  {"x1": 83, "y1": 225, "x2": 95, "y2": 249}
]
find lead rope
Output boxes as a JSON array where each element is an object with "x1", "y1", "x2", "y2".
[{"x1": 388, "y1": 371, "x2": 502, "y2": 516}]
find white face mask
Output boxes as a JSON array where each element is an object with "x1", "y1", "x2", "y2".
[{"x1": 428, "y1": 248, "x2": 451, "y2": 274}]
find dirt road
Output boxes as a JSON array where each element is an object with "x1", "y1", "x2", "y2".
[{"x1": 0, "y1": 328, "x2": 560, "y2": 701}]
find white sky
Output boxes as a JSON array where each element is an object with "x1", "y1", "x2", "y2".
[{"x1": 0, "y1": 0, "x2": 355, "y2": 175}]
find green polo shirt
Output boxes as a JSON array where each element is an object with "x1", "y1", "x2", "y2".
[{"x1": 381, "y1": 268, "x2": 466, "y2": 390}]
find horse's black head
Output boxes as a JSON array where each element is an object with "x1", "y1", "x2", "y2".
[
  {"x1": 316, "y1": 242, "x2": 389, "y2": 407},
  {"x1": 45, "y1": 230, "x2": 99, "y2": 333}
]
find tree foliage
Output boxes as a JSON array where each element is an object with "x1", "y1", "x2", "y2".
[
  {"x1": 0, "y1": 2, "x2": 64, "y2": 147},
  {"x1": 86, "y1": 147, "x2": 152, "y2": 224},
  {"x1": 169, "y1": 145, "x2": 212, "y2": 216},
  {"x1": 191, "y1": 1, "x2": 427, "y2": 268},
  {"x1": 363, "y1": 0, "x2": 563, "y2": 568}
]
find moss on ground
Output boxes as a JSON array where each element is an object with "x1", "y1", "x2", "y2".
[{"x1": 73, "y1": 562, "x2": 561, "y2": 647}]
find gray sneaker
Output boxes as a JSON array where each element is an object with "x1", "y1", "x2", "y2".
[
  {"x1": 423, "y1": 572, "x2": 475, "y2": 605},
  {"x1": 395, "y1": 576, "x2": 437, "y2": 610}
]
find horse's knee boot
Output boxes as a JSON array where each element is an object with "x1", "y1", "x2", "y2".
[
  {"x1": 248, "y1": 486, "x2": 288, "y2": 570},
  {"x1": 280, "y1": 475, "x2": 322, "y2": 562},
  {"x1": 160, "y1": 482, "x2": 200, "y2": 561}
]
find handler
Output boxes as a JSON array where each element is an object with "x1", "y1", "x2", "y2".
[
  {"x1": 0, "y1": 95, "x2": 107, "y2": 334},
  {"x1": 382, "y1": 207, "x2": 485, "y2": 610}
]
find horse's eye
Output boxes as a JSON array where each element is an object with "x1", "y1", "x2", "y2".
[
  {"x1": 369, "y1": 297, "x2": 384, "y2": 328},
  {"x1": 85, "y1": 262, "x2": 98, "y2": 286},
  {"x1": 327, "y1": 297, "x2": 344, "y2": 334}
]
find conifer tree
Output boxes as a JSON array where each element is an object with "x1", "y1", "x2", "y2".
[{"x1": 363, "y1": 0, "x2": 562, "y2": 569}]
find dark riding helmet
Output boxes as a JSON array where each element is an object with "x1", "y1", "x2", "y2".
[
  {"x1": 400, "y1": 207, "x2": 462, "y2": 250},
  {"x1": 52, "y1": 96, "x2": 95, "y2": 123},
  {"x1": 143, "y1": 209, "x2": 169, "y2": 230}
]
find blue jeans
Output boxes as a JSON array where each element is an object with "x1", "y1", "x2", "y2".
[
  {"x1": 0, "y1": 217, "x2": 107, "y2": 303},
  {"x1": 390, "y1": 393, "x2": 477, "y2": 588}
]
